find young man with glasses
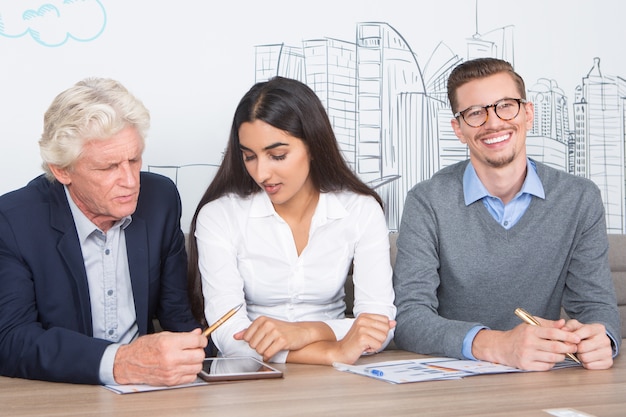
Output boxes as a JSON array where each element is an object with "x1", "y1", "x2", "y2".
[{"x1": 393, "y1": 58, "x2": 620, "y2": 371}]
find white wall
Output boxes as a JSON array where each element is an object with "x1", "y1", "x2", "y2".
[{"x1": 1, "y1": 0, "x2": 624, "y2": 229}]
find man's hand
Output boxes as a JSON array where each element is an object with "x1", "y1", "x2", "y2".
[
  {"x1": 113, "y1": 328, "x2": 207, "y2": 386},
  {"x1": 472, "y1": 318, "x2": 580, "y2": 371},
  {"x1": 563, "y1": 319, "x2": 613, "y2": 369}
]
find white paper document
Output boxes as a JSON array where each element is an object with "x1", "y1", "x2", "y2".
[
  {"x1": 333, "y1": 356, "x2": 580, "y2": 384},
  {"x1": 103, "y1": 378, "x2": 208, "y2": 394}
]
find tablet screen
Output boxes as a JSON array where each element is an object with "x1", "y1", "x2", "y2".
[{"x1": 198, "y1": 357, "x2": 283, "y2": 382}]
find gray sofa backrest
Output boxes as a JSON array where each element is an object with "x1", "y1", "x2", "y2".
[{"x1": 608, "y1": 234, "x2": 626, "y2": 337}]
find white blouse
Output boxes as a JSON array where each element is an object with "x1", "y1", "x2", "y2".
[{"x1": 195, "y1": 190, "x2": 396, "y2": 363}]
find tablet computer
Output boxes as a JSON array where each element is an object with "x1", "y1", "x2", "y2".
[{"x1": 197, "y1": 357, "x2": 283, "y2": 382}]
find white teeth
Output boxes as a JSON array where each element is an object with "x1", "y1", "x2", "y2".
[{"x1": 484, "y1": 134, "x2": 508, "y2": 145}]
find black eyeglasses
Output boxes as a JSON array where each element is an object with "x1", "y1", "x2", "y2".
[{"x1": 454, "y1": 98, "x2": 527, "y2": 128}]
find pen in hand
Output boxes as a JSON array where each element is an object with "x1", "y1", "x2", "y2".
[
  {"x1": 514, "y1": 307, "x2": 581, "y2": 364},
  {"x1": 202, "y1": 303, "x2": 243, "y2": 337}
]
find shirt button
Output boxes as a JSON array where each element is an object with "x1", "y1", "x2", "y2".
[
  {"x1": 108, "y1": 329, "x2": 114, "y2": 335},
  {"x1": 105, "y1": 249, "x2": 110, "y2": 255},
  {"x1": 107, "y1": 289, "x2": 114, "y2": 296},
  {"x1": 503, "y1": 221, "x2": 509, "y2": 227}
]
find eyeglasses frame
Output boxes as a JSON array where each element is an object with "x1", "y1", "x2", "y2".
[{"x1": 454, "y1": 98, "x2": 528, "y2": 128}]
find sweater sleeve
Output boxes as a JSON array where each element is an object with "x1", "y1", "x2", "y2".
[
  {"x1": 560, "y1": 182, "x2": 622, "y2": 348},
  {"x1": 393, "y1": 185, "x2": 482, "y2": 359}
]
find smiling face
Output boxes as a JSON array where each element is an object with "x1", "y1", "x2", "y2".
[
  {"x1": 451, "y1": 72, "x2": 534, "y2": 172},
  {"x1": 50, "y1": 125, "x2": 144, "y2": 232},
  {"x1": 238, "y1": 119, "x2": 316, "y2": 209}
]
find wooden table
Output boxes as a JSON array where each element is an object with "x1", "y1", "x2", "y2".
[{"x1": 2, "y1": 350, "x2": 624, "y2": 417}]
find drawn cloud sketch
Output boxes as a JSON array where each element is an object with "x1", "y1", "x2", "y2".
[{"x1": 0, "y1": 0, "x2": 106, "y2": 47}]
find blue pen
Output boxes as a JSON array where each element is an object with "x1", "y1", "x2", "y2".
[{"x1": 368, "y1": 368, "x2": 384, "y2": 377}]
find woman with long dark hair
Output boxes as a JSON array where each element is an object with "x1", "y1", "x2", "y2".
[{"x1": 188, "y1": 77, "x2": 395, "y2": 365}]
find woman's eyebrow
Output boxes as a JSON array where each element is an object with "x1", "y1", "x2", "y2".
[
  {"x1": 263, "y1": 142, "x2": 288, "y2": 151},
  {"x1": 240, "y1": 142, "x2": 289, "y2": 152}
]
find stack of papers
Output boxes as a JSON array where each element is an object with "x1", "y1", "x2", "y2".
[{"x1": 333, "y1": 357, "x2": 580, "y2": 384}]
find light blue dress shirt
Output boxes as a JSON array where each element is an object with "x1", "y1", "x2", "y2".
[
  {"x1": 463, "y1": 159, "x2": 545, "y2": 230},
  {"x1": 65, "y1": 187, "x2": 138, "y2": 384}
]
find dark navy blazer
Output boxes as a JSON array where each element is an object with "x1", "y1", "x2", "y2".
[{"x1": 0, "y1": 173, "x2": 201, "y2": 384}]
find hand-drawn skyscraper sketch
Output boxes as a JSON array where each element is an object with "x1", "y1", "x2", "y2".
[
  {"x1": 255, "y1": 21, "x2": 512, "y2": 231},
  {"x1": 574, "y1": 58, "x2": 626, "y2": 234},
  {"x1": 1, "y1": 2, "x2": 624, "y2": 235},
  {"x1": 526, "y1": 79, "x2": 571, "y2": 171},
  {"x1": 256, "y1": 23, "x2": 442, "y2": 230},
  {"x1": 252, "y1": 19, "x2": 625, "y2": 234}
]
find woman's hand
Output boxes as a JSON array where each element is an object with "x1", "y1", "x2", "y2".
[
  {"x1": 329, "y1": 313, "x2": 396, "y2": 365},
  {"x1": 233, "y1": 316, "x2": 335, "y2": 361}
]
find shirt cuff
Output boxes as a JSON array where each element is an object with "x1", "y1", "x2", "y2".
[
  {"x1": 99, "y1": 343, "x2": 122, "y2": 385},
  {"x1": 462, "y1": 325, "x2": 488, "y2": 360},
  {"x1": 607, "y1": 331, "x2": 620, "y2": 358},
  {"x1": 323, "y1": 318, "x2": 354, "y2": 340},
  {"x1": 269, "y1": 350, "x2": 289, "y2": 364}
]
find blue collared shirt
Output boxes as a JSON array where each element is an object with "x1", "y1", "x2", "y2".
[
  {"x1": 463, "y1": 159, "x2": 545, "y2": 230},
  {"x1": 461, "y1": 159, "x2": 545, "y2": 359},
  {"x1": 65, "y1": 187, "x2": 138, "y2": 384}
]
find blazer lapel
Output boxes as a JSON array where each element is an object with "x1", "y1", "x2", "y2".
[
  {"x1": 49, "y1": 182, "x2": 93, "y2": 335},
  {"x1": 124, "y1": 217, "x2": 150, "y2": 334}
]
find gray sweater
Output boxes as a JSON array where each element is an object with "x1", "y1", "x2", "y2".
[{"x1": 393, "y1": 160, "x2": 621, "y2": 359}]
